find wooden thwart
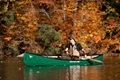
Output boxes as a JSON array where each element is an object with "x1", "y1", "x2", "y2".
[{"x1": 17, "y1": 53, "x2": 24, "y2": 57}]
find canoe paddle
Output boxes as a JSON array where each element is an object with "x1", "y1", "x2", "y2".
[
  {"x1": 89, "y1": 58, "x2": 103, "y2": 63},
  {"x1": 82, "y1": 51, "x2": 103, "y2": 64}
]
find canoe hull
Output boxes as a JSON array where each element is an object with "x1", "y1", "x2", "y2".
[{"x1": 23, "y1": 52, "x2": 103, "y2": 66}]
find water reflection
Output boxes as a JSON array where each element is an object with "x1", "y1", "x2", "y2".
[
  {"x1": 0, "y1": 57, "x2": 24, "y2": 80},
  {"x1": 1, "y1": 57, "x2": 120, "y2": 80},
  {"x1": 0, "y1": 58, "x2": 5, "y2": 80},
  {"x1": 24, "y1": 65, "x2": 103, "y2": 80},
  {"x1": 103, "y1": 64, "x2": 120, "y2": 80},
  {"x1": 69, "y1": 66, "x2": 80, "y2": 80}
]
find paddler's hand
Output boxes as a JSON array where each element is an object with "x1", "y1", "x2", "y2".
[
  {"x1": 64, "y1": 51, "x2": 68, "y2": 54},
  {"x1": 82, "y1": 49, "x2": 86, "y2": 53}
]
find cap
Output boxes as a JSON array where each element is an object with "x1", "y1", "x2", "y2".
[{"x1": 68, "y1": 36, "x2": 75, "y2": 40}]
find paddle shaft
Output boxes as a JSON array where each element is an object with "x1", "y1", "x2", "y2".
[
  {"x1": 89, "y1": 59, "x2": 103, "y2": 63},
  {"x1": 82, "y1": 50, "x2": 103, "y2": 63}
]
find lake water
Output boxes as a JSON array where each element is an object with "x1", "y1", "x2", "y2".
[{"x1": 0, "y1": 55, "x2": 120, "y2": 80}]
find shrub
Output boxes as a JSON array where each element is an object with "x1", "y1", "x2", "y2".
[{"x1": 37, "y1": 24, "x2": 62, "y2": 54}]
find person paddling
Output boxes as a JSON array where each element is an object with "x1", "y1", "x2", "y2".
[{"x1": 64, "y1": 37, "x2": 86, "y2": 60}]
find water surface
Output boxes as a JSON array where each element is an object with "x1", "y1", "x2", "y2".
[{"x1": 0, "y1": 56, "x2": 120, "y2": 80}]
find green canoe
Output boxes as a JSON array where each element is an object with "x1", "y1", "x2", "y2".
[{"x1": 23, "y1": 52, "x2": 103, "y2": 66}]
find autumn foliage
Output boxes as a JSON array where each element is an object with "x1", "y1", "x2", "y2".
[{"x1": 0, "y1": 0, "x2": 120, "y2": 55}]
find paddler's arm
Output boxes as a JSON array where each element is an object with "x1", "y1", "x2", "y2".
[{"x1": 82, "y1": 48, "x2": 87, "y2": 58}]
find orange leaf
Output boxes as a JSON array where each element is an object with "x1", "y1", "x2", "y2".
[
  {"x1": 94, "y1": 35, "x2": 101, "y2": 43},
  {"x1": 4, "y1": 37, "x2": 12, "y2": 41}
]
